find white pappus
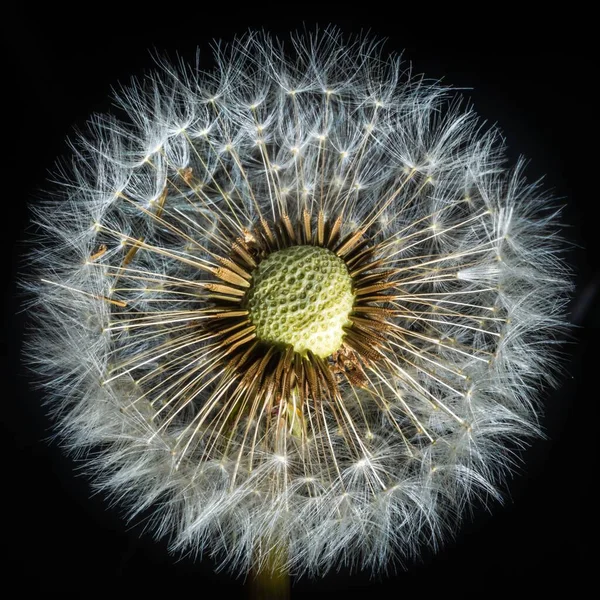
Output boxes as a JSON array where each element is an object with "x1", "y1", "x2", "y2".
[{"x1": 25, "y1": 28, "x2": 571, "y2": 578}]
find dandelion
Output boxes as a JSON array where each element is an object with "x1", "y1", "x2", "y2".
[{"x1": 26, "y1": 28, "x2": 570, "y2": 585}]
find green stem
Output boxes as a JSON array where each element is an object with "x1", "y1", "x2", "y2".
[{"x1": 248, "y1": 543, "x2": 290, "y2": 599}]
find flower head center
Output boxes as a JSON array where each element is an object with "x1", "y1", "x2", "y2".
[{"x1": 245, "y1": 245, "x2": 355, "y2": 358}]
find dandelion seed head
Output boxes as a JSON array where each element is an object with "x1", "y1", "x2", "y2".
[{"x1": 24, "y1": 28, "x2": 571, "y2": 578}]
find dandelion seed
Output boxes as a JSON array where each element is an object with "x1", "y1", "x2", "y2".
[{"x1": 25, "y1": 28, "x2": 570, "y2": 584}]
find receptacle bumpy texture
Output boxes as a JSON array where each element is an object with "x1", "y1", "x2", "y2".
[{"x1": 246, "y1": 245, "x2": 354, "y2": 357}]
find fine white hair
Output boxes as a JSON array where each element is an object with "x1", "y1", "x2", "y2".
[{"x1": 25, "y1": 28, "x2": 571, "y2": 577}]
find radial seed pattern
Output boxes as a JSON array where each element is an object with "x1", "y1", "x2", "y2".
[{"x1": 27, "y1": 30, "x2": 570, "y2": 577}]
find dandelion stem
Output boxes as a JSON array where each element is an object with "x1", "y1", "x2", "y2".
[{"x1": 248, "y1": 543, "x2": 291, "y2": 600}]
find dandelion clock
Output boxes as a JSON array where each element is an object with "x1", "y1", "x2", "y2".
[{"x1": 22, "y1": 27, "x2": 573, "y2": 595}]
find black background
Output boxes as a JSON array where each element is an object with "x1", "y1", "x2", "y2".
[{"x1": 2, "y1": 7, "x2": 595, "y2": 595}]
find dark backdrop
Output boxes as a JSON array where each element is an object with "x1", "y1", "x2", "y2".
[{"x1": 2, "y1": 7, "x2": 594, "y2": 595}]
